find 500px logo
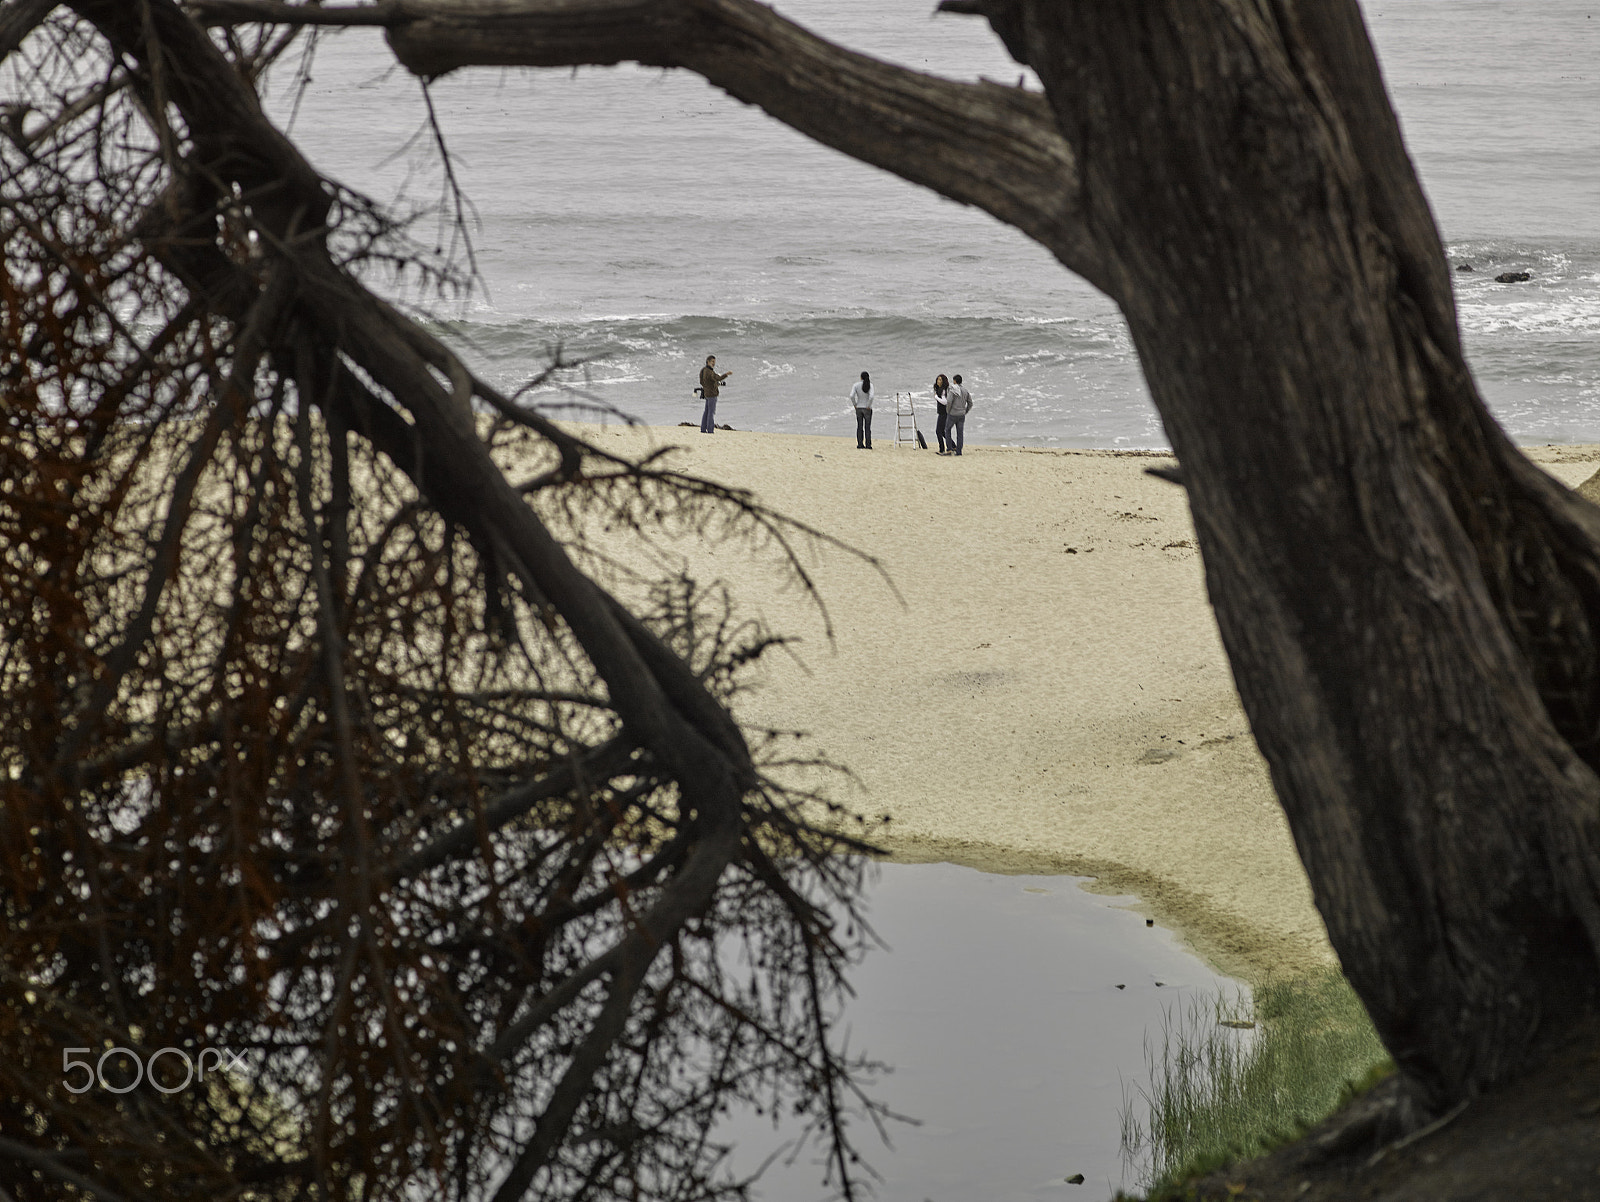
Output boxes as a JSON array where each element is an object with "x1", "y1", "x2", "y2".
[{"x1": 62, "y1": 1046, "x2": 249, "y2": 1095}]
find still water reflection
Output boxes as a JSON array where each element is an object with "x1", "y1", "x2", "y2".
[{"x1": 722, "y1": 860, "x2": 1242, "y2": 1202}]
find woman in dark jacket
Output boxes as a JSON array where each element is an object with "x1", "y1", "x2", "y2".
[{"x1": 932, "y1": 373, "x2": 951, "y2": 454}]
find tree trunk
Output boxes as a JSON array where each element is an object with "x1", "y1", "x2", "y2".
[
  {"x1": 196, "y1": 0, "x2": 1600, "y2": 1110},
  {"x1": 984, "y1": 1, "x2": 1600, "y2": 1105}
]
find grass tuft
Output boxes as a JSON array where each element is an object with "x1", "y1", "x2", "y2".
[{"x1": 1118, "y1": 970, "x2": 1393, "y2": 1199}]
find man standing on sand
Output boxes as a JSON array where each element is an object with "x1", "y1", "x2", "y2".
[
  {"x1": 698, "y1": 355, "x2": 731, "y2": 434},
  {"x1": 945, "y1": 373, "x2": 972, "y2": 456}
]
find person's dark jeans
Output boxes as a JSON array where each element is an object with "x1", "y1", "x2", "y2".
[
  {"x1": 948, "y1": 414, "x2": 966, "y2": 455},
  {"x1": 935, "y1": 404, "x2": 949, "y2": 453},
  {"x1": 855, "y1": 407, "x2": 873, "y2": 448},
  {"x1": 700, "y1": 394, "x2": 717, "y2": 433}
]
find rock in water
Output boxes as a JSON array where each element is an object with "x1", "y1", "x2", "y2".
[{"x1": 1495, "y1": 270, "x2": 1532, "y2": 283}]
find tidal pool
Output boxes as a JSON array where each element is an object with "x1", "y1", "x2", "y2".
[{"x1": 720, "y1": 860, "x2": 1243, "y2": 1201}]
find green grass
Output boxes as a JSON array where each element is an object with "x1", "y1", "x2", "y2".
[{"x1": 1118, "y1": 970, "x2": 1394, "y2": 1199}]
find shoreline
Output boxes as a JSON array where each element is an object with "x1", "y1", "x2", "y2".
[{"x1": 555, "y1": 423, "x2": 1600, "y2": 984}]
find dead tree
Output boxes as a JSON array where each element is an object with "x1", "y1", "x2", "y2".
[
  {"x1": 183, "y1": 0, "x2": 1600, "y2": 1121},
  {"x1": 0, "y1": 3, "x2": 892, "y2": 1200}
]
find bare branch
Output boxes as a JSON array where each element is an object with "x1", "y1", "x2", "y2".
[
  {"x1": 95, "y1": 270, "x2": 288, "y2": 682},
  {"x1": 368, "y1": 0, "x2": 1100, "y2": 285},
  {"x1": 418, "y1": 76, "x2": 482, "y2": 282},
  {"x1": 0, "y1": 0, "x2": 57, "y2": 63},
  {"x1": 0, "y1": 1136, "x2": 136, "y2": 1202},
  {"x1": 186, "y1": 0, "x2": 399, "y2": 24},
  {"x1": 390, "y1": 735, "x2": 637, "y2": 880}
]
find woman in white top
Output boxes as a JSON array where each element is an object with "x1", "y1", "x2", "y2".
[{"x1": 849, "y1": 371, "x2": 874, "y2": 449}]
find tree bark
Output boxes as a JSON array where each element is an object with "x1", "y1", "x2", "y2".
[
  {"x1": 989, "y1": 2, "x2": 1600, "y2": 1104},
  {"x1": 192, "y1": 0, "x2": 1600, "y2": 1110}
]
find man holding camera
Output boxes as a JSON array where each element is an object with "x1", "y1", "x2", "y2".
[{"x1": 698, "y1": 355, "x2": 732, "y2": 434}]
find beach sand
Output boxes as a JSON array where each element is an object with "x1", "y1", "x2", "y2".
[{"x1": 563, "y1": 423, "x2": 1600, "y2": 984}]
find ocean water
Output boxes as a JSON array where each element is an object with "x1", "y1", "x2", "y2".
[{"x1": 266, "y1": 0, "x2": 1600, "y2": 448}]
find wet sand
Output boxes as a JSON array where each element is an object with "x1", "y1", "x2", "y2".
[{"x1": 555, "y1": 423, "x2": 1600, "y2": 983}]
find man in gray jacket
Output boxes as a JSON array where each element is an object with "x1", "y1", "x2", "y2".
[{"x1": 944, "y1": 374, "x2": 973, "y2": 456}]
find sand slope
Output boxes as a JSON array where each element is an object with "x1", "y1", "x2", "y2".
[{"x1": 566, "y1": 423, "x2": 1600, "y2": 983}]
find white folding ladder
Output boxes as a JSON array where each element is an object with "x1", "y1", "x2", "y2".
[{"x1": 894, "y1": 391, "x2": 924, "y2": 449}]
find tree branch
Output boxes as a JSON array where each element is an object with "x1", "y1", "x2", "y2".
[
  {"x1": 401, "y1": 0, "x2": 1095, "y2": 280},
  {"x1": 192, "y1": 0, "x2": 1101, "y2": 288},
  {"x1": 89, "y1": 267, "x2": 291, "y2": 716},
  {"x1": 69, "y1": 0, "x2": 333, "y2": 234},
  {"x1": 186, "y1": 0, "x2": 399, "y2": 24},
  {"x1": 0, "y1": 0, "x2": 56, "y2": 63},
  {"x1": 0, "y1": 1137, "x2": 134, "y2": 1202},
  {"x1": 389, "y1": 735, "x2": 637, "y2": 881}
]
